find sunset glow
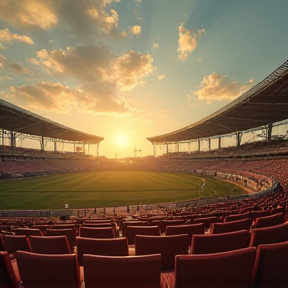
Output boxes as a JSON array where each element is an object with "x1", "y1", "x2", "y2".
[
  {"x1": 0, "y1": 0, "x2": 288, "y2": 158},
  {"x1": 115, "y1": 134, "x2": 128, "y2": 148}
]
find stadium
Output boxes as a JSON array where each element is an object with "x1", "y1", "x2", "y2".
[
  {"x1": 1, "y1": 57, "x2": 288, "y2": 287},
  {"x1": 1, "y1": 1, "x2": 288, "y2": 287}
]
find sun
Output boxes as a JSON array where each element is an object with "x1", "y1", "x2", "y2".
[{"x1": 115, "y1": 133, "x2": 128, "y2": 147}]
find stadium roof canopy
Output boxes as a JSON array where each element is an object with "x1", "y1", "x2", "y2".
[
  {"x1": 147, "y1": 59, "x2": 288, "y2": 143},
  {"x1": 0, "y1": 99, "x2": 104, "y2": 144}
]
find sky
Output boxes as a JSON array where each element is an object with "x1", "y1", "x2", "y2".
[{"x1": 1, "y1": 0, "x2": 288, "y2": 159}]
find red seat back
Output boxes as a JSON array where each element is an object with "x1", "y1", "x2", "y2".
[
  {"x1": 29, "y1": 235, "x2": 71, "y2": 254},
  {"x1": 191, "y1": 230, "x2": 251, "y2": 254},
  {"x1": 210, "y1": 218, "x2": 252, "y2": 234},
  {"x1": 83, "y1": 254, "x2": 161, "y2": 288},
  {"x1": 16, "y1": 251, "x2": 81, "y2": 288},
  {"x1": 174, "y1": 247, "x2": 256, "y2": 288},
  {"x1": 76, "y1": 236, "x2": 128, "y2": 265},
  {"x1": 253, "y1": 212, "x2": 285, "y2": 228},
  {"x1": 250, "y1": 222, "x2": 288, "y2": 247},
  {"x1": 165, "y1": 223, "x2": 205, "y2": 243},
  {"x1": 126, "y1": 225, "x2": 160, "y2": 245},
  {"x1": 135, "y1": 234, "x2": 189, "y2": 270},
  {"x1": 253, "y1": 241, "x2": 288, "y2": 288},
  {"x1": 79, "y1": 226, "x2": 115, "y2": 238}
]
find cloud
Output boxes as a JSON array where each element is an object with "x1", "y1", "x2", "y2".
[
  {"x1": 178, "y1": 25, "x2": 205, "y2": 61},
  {"x1": 36, "y1": 45, "x2": 154, "y2": 91},
  {"x1": 10, "y1": 81, "x2": 74, "y2": 112},
  {"x1": 37, "y1": 45, "x2": 116, "y2": 82},
  {"x1": 0, "y1": 55, "x2": 6, "y2": 67},
  {"x1": 9, "y1": 62, "x2": 29, "y2": 75},
  {"x1": 9, "y1": 80, "x2": 131, "y2": 115},
  {"x1": 0, "y1": 0, "x2": 57, "y2": 30},
  {"x1": 114, "y1": 50, "x2": 154, "y2": 91},
  {"x1": 158, "y1": 74, "x2": 166, "y2": 80},
  {"x1": 11, "y1": 44, "x2": 154, "y2": 115},
  {"x1": 153, "y1": 43, "x2": 159, "y2": 49},
  {"x1": 189, "y1": 73, "x2": 254, "y2": 104},
  {"x1": 130, "y1": 25, "x2": 141, "y2": 35},
  {"x1": 0, "y1": 28, "x2": 34, "y2": 44},
  {"x1": 28, "y1": 58, "x2": 40, "y2": 65},
  {"x1": 56, "y1": 0, "x2": 122, "y2": 38},
  {"x1": 0, "y1": 0, "x2": 122, "y2": 38}
]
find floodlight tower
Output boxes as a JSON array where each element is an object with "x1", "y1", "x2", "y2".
[{"x1": 134, "y1": 147, "x2": 142, "y2": 157}]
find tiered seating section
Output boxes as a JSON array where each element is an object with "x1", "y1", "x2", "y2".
[
  {"x1": 1, "y1": 193, "x2": 288, "y2": 287},
  {"x1": 1, "y1": 140, "x2": 288, "y2": 286}
]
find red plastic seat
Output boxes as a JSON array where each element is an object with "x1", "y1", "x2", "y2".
[
  {"x1": 0, "y1": 251, "x2": 18, "y2": 288},
  {"x1": 252, "y1": 241, "x2": 288, "y2": 288},
  {"x1": 83, "y1": 253, "x2": 161, "y2": 288},
  {"x1": 191, "y1": 230, "x2": 250, "y2": 254},
  {"x1": 76, "y1": 236, "x2": 128, "y2": 265},
  {"x1": 172, "y1": 247, "x2": 256, "y2": 288},
  {"x1": 210, "y1": 218, "x2": 252, "y2": 234},
  {"x1": 126, "y1": 225, "x2": 160, "y2": 245},
  {"x1": 2, "y1": 235, "x2": 31, "y2": 256},
  {"x1": 252, "y1": 212, "x2": 285, "y2": 229},
  {"x1": 79, "y1": 226, "x2": 115, "y2": 238},
  {"x1": 29, "y1": 235, "x2": 71, "y2": 254},
  {"x1": 250, "y1": 222, "x2": 288, "y2": 247},
  {"x1": 165, "y1": 223, "x2": 205, "y2": 243},
  {"x1": 135, "y1": 234, "x2": 189, "y2": 270},
  {"x1": 16, "y1": 251, "x2": 82, "y2": 288},
  {"x1": 45, "y1": 228, "x2": 75, "y2": 251}
]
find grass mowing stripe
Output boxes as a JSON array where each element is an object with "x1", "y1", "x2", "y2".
[{"x1": 0, "y1": 171, "x2": 247, "y2": 209}]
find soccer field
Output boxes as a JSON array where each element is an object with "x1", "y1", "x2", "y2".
[{"x1": 0, "y1": 171, "x2": 247, "y2": 209}]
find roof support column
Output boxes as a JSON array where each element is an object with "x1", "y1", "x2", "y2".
[
  {"x1": 198, "y1": 139, "x2": 201, "y2": 152},
  {"x1": 1, "y1": 129, "x2": 4, "y2": 146},
  {"x1": 97, "y1": 144, "x2": 99, "y2": 157},
  {"x1": 82, "y1": 142, "x2": 85, "y2": 155},
  {"x1": 267, "y1": 123, "x2": 272, "y2": 142},
  {"x1": 10, "y1": 131, "x2": 15, "y2": 149},
  {"x1": 208, "y1": 138, "x2": 211, "y2": 151},
  {"x1": 74, "y1": 142, "x2": 76, "y2": 153},
  {"x1": 166, "y1": 143, "x2": 169, "y2": 154},
  {"x1": 41, "y1": 136, "x2": 44, "y2": 152},
  {"x1": 236, "y1": 132, "x2": 242, "y2": 148},
  {"x1": 177, "y1": 142, "x2": 180, "y2": 153},
  {"x1": 153, "y1": 143, "x2": 156, "y2": 157},
  {"x1": 218, "y1": 137, "x2": 221, "y2": 149},
  {"x1": 40, "y1": 124, "x2": 44, "y2": 152},
  {"x1": 54, "y1": 139, "x2": 57, "y2": 152}
]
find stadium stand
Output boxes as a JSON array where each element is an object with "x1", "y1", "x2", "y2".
[{"x1": 1, "y1": 61, "x2": 288, "y2": 287}]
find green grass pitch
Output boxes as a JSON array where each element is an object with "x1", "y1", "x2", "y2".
[{"x1": 0, "y1": 171, "x2": 247, "y2": 210}]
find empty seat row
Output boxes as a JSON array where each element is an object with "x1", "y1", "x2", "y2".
[
  {"x1": 2, "y1": 242, "x2": 288, "y2": 288},
  {"x1": 2, "y1": 221, "x2": 288, "y2": 263}
]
